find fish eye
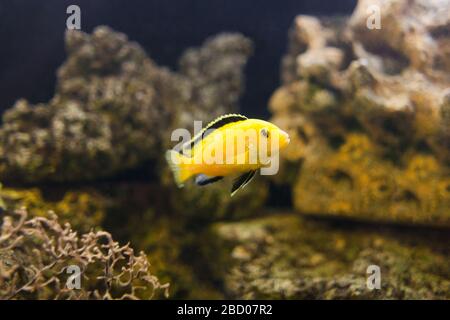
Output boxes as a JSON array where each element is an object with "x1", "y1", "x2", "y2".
[{"x1": 261, "y1": 128, "x2": 269, "y2": 138}]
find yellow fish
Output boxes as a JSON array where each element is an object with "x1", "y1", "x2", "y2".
[{"x1": 166, "y1": 114, "x2": 290, "y2": 196}]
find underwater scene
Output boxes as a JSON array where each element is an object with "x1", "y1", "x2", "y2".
[{"x1": 0, "y1": 0, "x2": 449, "y2": 300}]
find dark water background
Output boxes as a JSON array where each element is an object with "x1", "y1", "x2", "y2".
[{"x1": 0, "y1": 0, "x2": 355, "y2": 118}]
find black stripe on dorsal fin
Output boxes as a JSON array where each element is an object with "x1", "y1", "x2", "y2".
[{"x1": 182, "y1": 114, "x2": 248, "y2": 154}]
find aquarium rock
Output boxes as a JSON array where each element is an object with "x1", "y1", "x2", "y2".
[
  {"x1": 0, "y1": 26, "x2": 252, "y2": 183},
  {"x1": 271, "y1": 0, "x2": 450, "y2": 226},
  {"x1": 0, "y1": 185, "x2": 106, "y2": 233},
  {"x1": 205, "y1": 214, "x2": 450, "y2": 299}
]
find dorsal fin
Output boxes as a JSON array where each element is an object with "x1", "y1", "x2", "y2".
[{"x1": 182, "y1": 114, "x2": 247, "y2": 154}]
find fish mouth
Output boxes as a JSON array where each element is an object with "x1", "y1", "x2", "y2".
[{"x1": 280, "y1": 130, "x2": 290, "y2": 146}]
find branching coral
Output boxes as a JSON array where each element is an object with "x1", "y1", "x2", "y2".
[{"x1": 0, "y1": 209, "x2": 169, "y2": 300}]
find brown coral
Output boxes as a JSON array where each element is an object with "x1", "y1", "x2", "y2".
[{"x1": 0, "y1": 209, "x2": 169, "y2": 300}]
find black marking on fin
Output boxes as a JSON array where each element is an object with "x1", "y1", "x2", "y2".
[
  {"x1": 183, "y1": 114, "x2": 247, "y2": 153},
  {"x1": 195, "y1": 174, "x2": 224, "y2": 186},
  {"x1": 231, "y1": 170, "x2": 257, "y2": 197}
]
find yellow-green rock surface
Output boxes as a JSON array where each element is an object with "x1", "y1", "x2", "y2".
[
  {"x1": 270, "y1": 0, "x2": 450, "y2": 226},
  {"x1": 205, "y1": 214, "x2": 450, "y2": 299}
]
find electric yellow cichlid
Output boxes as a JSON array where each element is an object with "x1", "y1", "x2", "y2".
[{"x1": 165, "y1": 114, "x2": 290, "y2": 196}]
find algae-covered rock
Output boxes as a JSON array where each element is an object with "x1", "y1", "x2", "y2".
[
  {"x1": 271, "y1": 0, "x2": 450, "y2": 226},
  {"x1": 293, "y1": 134, "x2": 450, "y2": 227},
  {"x1": 205, "y1": 214, "x2": 450, "y2": 299},
  {"x1": 350, "y1": 0, "x2": 450, "y2": 77},
  {"x1": 0, "y1": 26, "x2": 170, "y2": 182},
  {"x1": 0, "y1": 26, "x2": 252, "y2": 183},
  {"x1": 176, "y1": 33, "x2": 253, "y2": 131},
  {"x1": 0, "y1": 185, "x2": 105, "y2": 233}
]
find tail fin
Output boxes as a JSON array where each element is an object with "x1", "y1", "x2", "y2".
[{"x1": 165, "y1": 150, "x2": 193, "y2": 188}]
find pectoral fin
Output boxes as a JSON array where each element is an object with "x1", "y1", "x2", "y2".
[
  {"x1": 231, "y1": 170, "x2": 257, "y2": 197},
  {"x1": 195, "y1": 174, "x2": 223, "y2": 186}
]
